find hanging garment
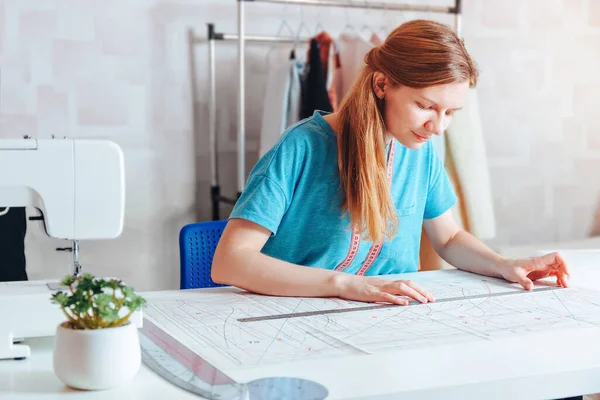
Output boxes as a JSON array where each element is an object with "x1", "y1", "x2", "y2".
[
  {"x1": 369, "y1": 32, "x2": 384, "y2": 46},
  {"x1": 259, "y1": 47, "x2": 303, "y2": 158},
  {"x1": 300, "y1": 38, "x2": 332, "y2": 119},
  {"x1": 314, "y1": 31, "x2": 341, "y2": 112},
  {"x1": 328, "y1": 47, "x2": 342, "y2": 112},
  {"x1": 287, "y1": 52, "x2": 303, "y2": 128},
  {"x1": 336, "y1": 31, "x2": 374, "y2": 103},
  {"x1": 314, "y1": 31, "x2": 333, "y2": 79},
  {"x1": 590, "y1": 200, "x2": 600, "y2": 237}
]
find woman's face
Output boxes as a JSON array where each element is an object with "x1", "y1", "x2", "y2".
[{"x1": 374, "y1": 73, "x2": 469, "y2": 149}]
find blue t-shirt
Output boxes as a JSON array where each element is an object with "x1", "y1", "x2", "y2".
[{"x1": 229, "y1": 110, "x2": 457, "y2": 275}]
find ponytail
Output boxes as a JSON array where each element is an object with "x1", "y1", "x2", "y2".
[{"x1": 337, "y1": 65, "x2": 398, "y2": 243}]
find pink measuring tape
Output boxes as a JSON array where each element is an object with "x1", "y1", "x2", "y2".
[{"x1": 334, "y1": 140, "x2": 396, "y2": 276}]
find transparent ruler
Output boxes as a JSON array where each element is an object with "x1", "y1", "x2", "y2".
[
  {"x1": 139, "y1": 318, "x2": 329, "y2": 400},
  {"x1": 238, "y1": 286, "x2": 562, "y2": 322}
]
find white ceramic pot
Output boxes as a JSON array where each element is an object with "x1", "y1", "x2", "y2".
[{"x1": 53, "y1": 321, "x2": 141, "y2": 390}]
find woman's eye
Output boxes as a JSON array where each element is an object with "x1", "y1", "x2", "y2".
[
  {"x1": 416, "y1": 102, "x2": 427, "y2": 109},
  {"x1": 445, "y1": 110, "x2": 454, "y2": 116}
]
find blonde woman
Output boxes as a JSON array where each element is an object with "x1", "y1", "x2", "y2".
[{"x1": 212, "y1": 20, "x2": 570, "y2": 305}]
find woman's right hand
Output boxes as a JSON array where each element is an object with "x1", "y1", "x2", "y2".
[{"x1": 333, "y1": 274, "x2": 435, "y2": 305}]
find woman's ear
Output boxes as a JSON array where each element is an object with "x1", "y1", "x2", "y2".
[{"x1": 373, "y1": 72, "x2": 387, "y2": 99}]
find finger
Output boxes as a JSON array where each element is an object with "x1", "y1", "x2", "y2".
[
  {"x1": 528, "y1": 268, "x2": 568, "y2": 288},
  {"x1": 404, "y1": 281, "x2": 435, "y2": 302},
  {"x1": 389, "y1": 283, "x2": 429, "y2": 303},
  {"x1": 557, "y1": 272, "x2": 569, "y2": 288},
  {"x1": 540, "y1": 252, "x2": 570, "y2": 287},
  {"x1": 556, "y1": 274, "x2": 564, "y2": 288},
  {"x1": 374, "y1": 291, "x2": 408, "y2": 306},
  {"x1": 562, "y1": 273, "x2": 569, "y2": 287},
  {"x1": 516, "y1": 270, "x2": 534, "y2": 291},
  {"x1": 554, "y1": 252, "x2": 571, "y2": 277},
  {"x1": 539, "y1": 252, "x2": 570, "y2": 277}
]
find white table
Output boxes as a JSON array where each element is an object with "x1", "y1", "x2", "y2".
[
  {"x1": 2, "y1": 250, "x2": 600, "y2": 400},
  {"x1": 0, "y1": 336, "x2": 199, "y2": 400}
]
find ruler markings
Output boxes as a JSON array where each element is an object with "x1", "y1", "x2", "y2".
[{"x1": 237, "y1": 286, "x2": 562, "y2": 323}]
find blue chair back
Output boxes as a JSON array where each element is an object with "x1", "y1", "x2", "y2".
[{"x1": 179, "y1": 220, "x2": 228, "y2": 289}]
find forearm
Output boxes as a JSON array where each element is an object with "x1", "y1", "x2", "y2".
[
  {"x1": 436, "y1": 230, "x2": 506, "y2": 278},
  {"x1": 212, "y1": 248, "x2": 346, "y2": 297}
]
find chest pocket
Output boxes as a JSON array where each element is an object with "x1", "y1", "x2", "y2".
[
  {"x1": 397, "y1": 204, "x2": 415, "y2": 217},
  {"x1": 394, "y1": 181, "x2": 417, "y2": 218},
  {"x1": 378, "y1": 202, "x2": 417, "y2": 262},
  {"x1": 391, "y1": 160, "x2": 419, "y2": 219}
]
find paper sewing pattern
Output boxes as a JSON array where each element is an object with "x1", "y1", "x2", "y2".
[{"x1": 143, "y1": 270, "x2": 600, "y2": 371}]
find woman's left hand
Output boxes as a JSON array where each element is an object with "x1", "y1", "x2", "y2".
[{"x1": 499, "y1": 252, "x2": 571, "y2": 290}]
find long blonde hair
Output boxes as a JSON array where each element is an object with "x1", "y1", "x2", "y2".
[{"x1": 336, "y1": 20, "x2": 478, "y2": 243}]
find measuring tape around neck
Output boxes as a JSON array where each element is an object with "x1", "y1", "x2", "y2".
[{"x1": 334, "y1": 140, "x2": 396, "y2": 276}]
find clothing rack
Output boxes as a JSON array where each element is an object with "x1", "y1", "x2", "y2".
[
  {"x1": 193, "y1": 0, "x2": 462, "y2": 220},
  {"x1": 189, "y1": 24, "x2": 312, "y2": 220}
]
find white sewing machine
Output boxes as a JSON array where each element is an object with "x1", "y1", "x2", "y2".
[{"x1": 0, "y1": 138, "x2": 140, "y2": 360}]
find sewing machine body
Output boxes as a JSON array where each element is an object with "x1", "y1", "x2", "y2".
[
  {"x1": 0, "y1": 138, "x2": 124, "y2": 239},
  {"x1": 0, "y1": 138, "x2": 136, "y2": 360}
]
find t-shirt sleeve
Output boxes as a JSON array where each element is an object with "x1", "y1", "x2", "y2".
[
  {"x1": 423, "y1": 144, "x2": 457, "y2": 220},
  {"x1": 229, "y1": 133, "x2": 303, "y2": 235},
  {"x1": 229, "y1": 173, "x2": 289, "y2": 235}
]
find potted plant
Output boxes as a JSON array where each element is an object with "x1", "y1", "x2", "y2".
[{"x1": 50, "y1": 273, "x2": 146, "y2": 390}]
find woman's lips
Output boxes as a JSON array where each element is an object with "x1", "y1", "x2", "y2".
[{"x1": 412, "y1": 131, "x2": 430, "y2": 141}]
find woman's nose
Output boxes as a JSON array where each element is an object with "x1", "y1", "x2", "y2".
[{"x1": 424, "y1": 119, "x2": 443, "y2": 136}]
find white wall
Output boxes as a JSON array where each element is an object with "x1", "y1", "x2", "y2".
[
  {"x1": 467, "y1": 0, "x2": 600, "y2": 248},
  {"x1": 1, "y1": 0, "x2": 599, "y2": 291}
]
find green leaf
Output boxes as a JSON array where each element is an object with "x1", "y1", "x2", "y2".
[
  {"x1": 124, "y1": 294, "x2": 146, "y2": 311},
  {"x1": 106, "y1": 280, "x2": 120, "y2": 291},
  {"x1": 61, "y1": 275, "x2": 75, "y2": 286},
  {"x1": 95, "y1": 293, "x2": 113, "y2": 309},
  {"x1": 51, "y1": 292, "x2": 69, "y2": 307},
  {"x1": 73, "y1": 301, "x2": 91, "y2": 315},
  {"x1": 99, "y1": 307, "x2": 119, "y2": 323},
  {"x1": 92, "y1": 279, "x2": 107, "y2": 294},
  {"x1": 71, "y1": 290, "x2": 86, "y2": 303},
  {"x1": 122, "y1": 286, "x2": 134, "y2": 298},
  {"x1": 77, "y1": 274, "x2": 95, "y2": 292}
]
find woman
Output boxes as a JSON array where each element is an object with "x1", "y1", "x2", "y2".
[{"x1": 212, "y1": 20, "x2": 570, "y2": 305}]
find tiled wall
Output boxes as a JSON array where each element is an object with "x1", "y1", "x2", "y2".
[
  {"x1": 466, "y1": 0, "x2": 600, "y2": 248},
  {"x1": 0, "y1": 0, "x2": 598, "y2": 290}
]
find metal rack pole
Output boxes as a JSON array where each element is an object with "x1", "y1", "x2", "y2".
[
  {"x1": 222, "y1": 34, "x2": 303, "y2": 41},
  {"x1": 207, "y1": 24, "x2": 220, "y2": 220},
  {"x1": 239, "y1": 0, "x2": 456, "y2": 13},
  {"x1": 237, "y1": 0, "x2": 246, "y2": 198},
  {"x1": 187, "y1": 27, "x2": 204, "y2": 220},
  {"x1": 199, "y1": 26, "x2": 307, "y2": 221},
  {"x1": 455, "y1": 0, "x2": 462, "y2": 37}
]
